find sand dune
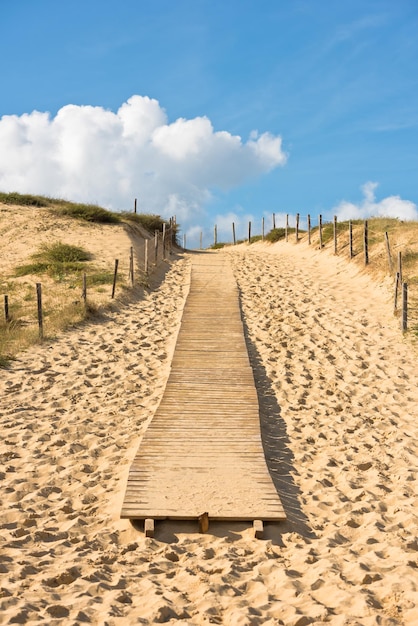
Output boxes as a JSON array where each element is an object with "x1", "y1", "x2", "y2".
[{"x1": 1, "y1": 235, "x2": 418, "y2": 625}]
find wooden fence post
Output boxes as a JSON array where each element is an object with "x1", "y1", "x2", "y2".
[
  {"x1": 168, "y1": 219, "x2": 172, "y2": 253},
  {"x1": 167, "y1": 223, "x2": 171, "y2": 252},
  {"x1": 145, "y1": 240, "x2": 149, "y2": 274},
  {"x1": 397, "y1": 251, "x2": 402, "y2": 285},
  {"x1": 385, "y1": 232, "x2": 393, "y2": 273},
  {"x1": 183, "y1": 234, "x2": 186, "y2": 249},
  {"x1": 349, "y1": 220, "x2": 353, "y2": 259},
  {"x1": 295, "y1": 213, "x2": 300, "y2": 243},
  {"x1": 154, "y1": 231, "x2": 159, "y2": 263},
  {"x1": 36, "y1": 283, "x2": 43, "y2": 340},
  {"x1": 232, "y1": 222, "x2": 236, "y2": 245},
  {"x1": 333, "y1": 216, "x2": 338, "y2": 254},
  {"x1": 134, "y1": 198, "x2": 137, "y2": 214},
  {"x1": 402, "y1": 282, "x2": 408, "y2": 331},
  {"x1": 214, "y1": 225, "x2": 217, "y2": 246},
  {"x1": 129, "y1": 247, "x2": 134, "y2": 287},
  {"x1": 285, "y1": 214, "x2": 289, "y2": 242},
  {"x1": 248, "y1": 221, "x2": 252, "y2": 244},
  {"x1": 162, "y1": 223, "x2": 166, "y2": 258},
  {"x1": 307, "y1": 214, "x2": 311, "y2": 245},
  {"x1": 111, "y1": 260, "x2": 119, "y2": 299},
  {"x1": 394, "y1": 272, "x2": 400, "y2": 311},
  {"x1": 82, "y1": 273, "x2": 87, "y2": 303},
  {"x1": 364, "y1": 220, "x2": 369, "y2": 265},
  {"x1": 319, "y1": 215, "x2": 323, "y2": 249},
  {"x1": 4, "y1": 295, "x2": 10, "y2": 322},
  {"x1": 272, "y1": 213, "x2": 276, "y2": 229},
  {"x1": 262, "y1": 217, "x2": 265, "y2": 241}
]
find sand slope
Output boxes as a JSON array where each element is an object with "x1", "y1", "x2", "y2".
[{"x1": 1, "y1": 237, "x2": 418, "y2": 625}]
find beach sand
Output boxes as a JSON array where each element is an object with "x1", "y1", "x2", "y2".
[{"x1": 1, "y1": 230, "x2": 418, "y2": 625}]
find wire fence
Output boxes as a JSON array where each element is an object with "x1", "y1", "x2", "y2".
[
  {"x1": 1, "y1": 226, "x2": 176, "y2": 354},
  {"x1": 202, "y1": 214, "x2": 418, "y2": 335},
  {"x1": 308, "y1": 215, "x2": 418, "y2": 333}
]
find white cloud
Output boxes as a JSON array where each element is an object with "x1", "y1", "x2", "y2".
[
  {"x1": 0, "y1": 95, "x2": 287, "y2": 226},
  {"x1": 334, "y1": 181, "x2": 418, "y2": 221}
]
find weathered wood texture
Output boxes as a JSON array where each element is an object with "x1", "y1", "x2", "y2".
[{"x1": 121, "y1": 252, "x2": 286, "y2": 522}]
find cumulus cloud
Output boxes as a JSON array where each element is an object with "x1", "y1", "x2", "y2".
[
  {"x1": 334, "y1": 181, "x2": 418, "y2": 221},
  {"x1": 0, "y1": 95, "x2": 287, "y2": 226}
]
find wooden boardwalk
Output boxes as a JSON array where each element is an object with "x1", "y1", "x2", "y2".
[{"x1": 121, "y1": 252, "x2": 286, "y2": 525}]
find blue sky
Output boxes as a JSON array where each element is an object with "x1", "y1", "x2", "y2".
[{"x1": 1, "y1": 0, "x2": 417, "y2": 246}]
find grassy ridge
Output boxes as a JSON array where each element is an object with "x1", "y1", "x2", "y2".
[
  {"x1": 0, "y1": 191, "x2": 119, "y2": 222},
  {"x1": 0, "y1": 192, "x2": 176, "y2": 233}
]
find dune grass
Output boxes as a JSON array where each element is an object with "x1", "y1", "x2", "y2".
[
  {"x1": 0, "y1": 192, "x2": 48, "y2": 207},
  {"x1": 265, "y1": 227, "x2": 296, "y2": 242},
  {"x1": 0, "y1": 191, "x2": 121, "y2": 223},
  {"x1": 15, "y1": 242, "x2": 92, "y2": 278},
  {"x1": 50, "y1": 202, "x2": 122, "y2": 224}
]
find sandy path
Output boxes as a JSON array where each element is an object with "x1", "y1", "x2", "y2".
[{"x1": 1, "y1": 241, "x2": 418, "y2": 625}]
